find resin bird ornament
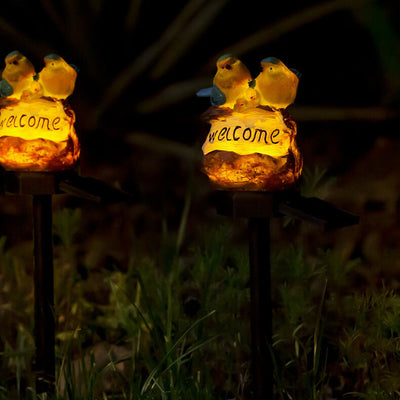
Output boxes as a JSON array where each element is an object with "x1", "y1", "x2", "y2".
[
  {"x1": 38, "y1": 54, "x2": 77, "y2": 99},
  {"x1": 254, "y1": 57, "x2": 299, "y2": 109},
  {"x1": 197, "y1": 54, "x2": 252, "y2": 108},
  {"x1": 0, "y1": 51, "x2": 36, "y2": 98}
]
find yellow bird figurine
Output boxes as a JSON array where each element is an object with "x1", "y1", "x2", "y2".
[
  {"x1": 38, "y1": 54, "x2": 77, "y2": 99},
  {"x1": 1, "y1": 51, "x2": 36, "y2": 99},
  {"x1": 212, "y1": 54, "x2": 252, "y2": 108},
  {"x1": 254, "y1": 57, "x2": 300, "y2": 109}
]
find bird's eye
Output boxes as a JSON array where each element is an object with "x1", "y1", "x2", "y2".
[
  {"x1": 225, "y1": 64, "x2": 232, "y2": 70},
  {"x1": 269, "y1": 67, "x2": 273, "y2": 71},
  {"x1": 12, "y1": 61, "x2": 18, "y2": 65}
]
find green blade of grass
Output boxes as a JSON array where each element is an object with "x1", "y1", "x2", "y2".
[
  {"x1": 313, "y1": 279, "x2": 327, "y2": 376},
  {"x1": 109, "y1": 280, "x2": 153, "y2": 334},
  {"x1": 156, "y1": 335, "x2": 218, "y2": 380},
  {"x1": 141, "y1": 309, "x2": 216, "y2": 394}
]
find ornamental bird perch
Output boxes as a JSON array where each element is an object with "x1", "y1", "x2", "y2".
[
  {"x1": 0, "y1": 51, "x2": 80, "y2": 172},
  {"x1": 197, "y1": 55, "x2": 302, "y2": 191}
]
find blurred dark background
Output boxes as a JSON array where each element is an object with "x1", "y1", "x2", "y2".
[{"x1": 0, "y1": 0, "x2": 399, "y2": 280}]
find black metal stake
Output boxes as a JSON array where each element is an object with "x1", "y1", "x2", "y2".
[
  {"x1": 248, "y1": 217, "x2": 272, "y2": 400},
  {"x1": 212, "y1": 190, "x2": 358, "y2": 400},
  {"x1": 0, "y1": 170, "x2": 135, "y2": 397},
  {"x1": 213, "y1": 191, "x2": 276, "y2": 398},
  {"x1": 33, "y1": 194, "x2": 55, "y2": 395}
]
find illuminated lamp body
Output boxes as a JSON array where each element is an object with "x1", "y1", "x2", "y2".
[
  {"x1": 198, "y1": 55, "x2": 302, "y2": 191},
  {"x1": 0, "y1": 52, "x2": 79, "y2": 172}
]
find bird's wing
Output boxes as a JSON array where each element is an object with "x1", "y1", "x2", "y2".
[
  {"x1": 210, "y1": 85, "x2": 226, "y2": 106},
  {"x1": 0, "y1": 79, "x2": 13, "y2": 97}
]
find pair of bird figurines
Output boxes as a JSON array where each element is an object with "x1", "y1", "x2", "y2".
[
  {"x1": 0, "y1": 50, "x2": 77, "y2": 102},
  {"x1": 0, "y1": 51, "x2": 80, "y2": 172},
  {"x1": 198, "y1": 54, "x2": 303, "y2": 191}
]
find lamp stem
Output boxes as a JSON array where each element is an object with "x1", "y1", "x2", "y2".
[
  {"x1": 248, "y1": 217, "x2": 273, "y2": 399},
  {"x1": 33, "y1": 194, "x2": 55, "y2": 395}
]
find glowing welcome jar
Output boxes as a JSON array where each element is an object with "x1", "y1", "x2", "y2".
[
  {"x1": 0, "y1": 51, "x2": 80, "y2": 172},
  {"x1": 197, "y1": 55, "x2": 302, "y2": 191}
]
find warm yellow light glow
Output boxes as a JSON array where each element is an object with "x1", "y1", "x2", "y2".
[
  {"x1": 201, "y1": 108, "x2": 302, "y2": 191},
  {"x1": 0, "y1": 99, "x2": 79, "y2": 171},
  {"x1": 199, "y1": 54, "x2": 302, "y2": 191},
  {"x1": 0, "y1": 51, "x2": 79, "y2": 172},
  {"x1": 202, "y1": 108, "x2": 291, "y2": 157}
]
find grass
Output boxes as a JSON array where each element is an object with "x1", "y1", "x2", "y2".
[
  {"x1": 0, "y1": 199, "x2": 251, "y2": 399},
  {"x1": 0, "y1": 167, "x2": 398, "y2": 399}
]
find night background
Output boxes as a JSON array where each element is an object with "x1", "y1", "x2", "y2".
[{"x1": 0, "y1": 0, "x2": 399, "y2": 398}]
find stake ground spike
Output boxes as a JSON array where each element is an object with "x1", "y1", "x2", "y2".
[
  {"x1": 212, "y1": 190, "x2": 358, "y2": 399},
  {"x1": 33, "y1": 194, "x2": 55, "y2": 394},
  {"x1": 0, "y1": 170, "x2": 137, "y2": 396},
  {"x1": 248, "y1": 217, "x2": 272, "y2": 400}
]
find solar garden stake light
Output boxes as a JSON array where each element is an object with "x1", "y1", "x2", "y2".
[
  {"x1": 198, "y1": 55, "x2": 358, "y2": 399},
  {"x1": 0, "y1": 51, "x2": 135, "y2": 396}
]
